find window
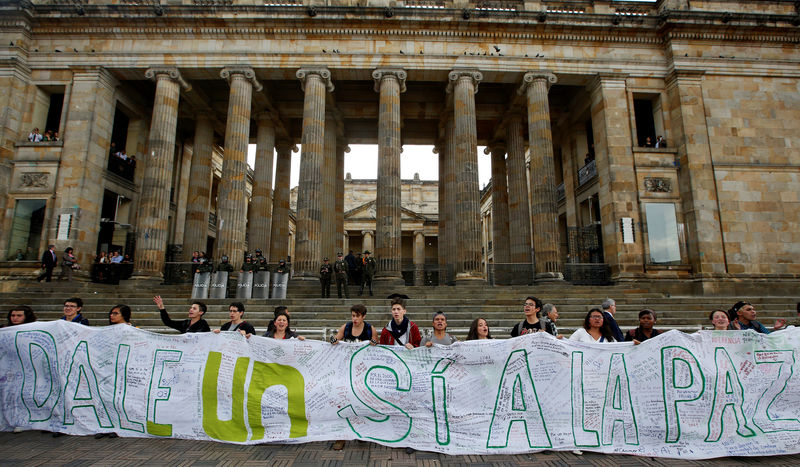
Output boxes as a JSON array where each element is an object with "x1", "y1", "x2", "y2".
[
  {"x1": 633, "y1": 93, "x2": 664, "y2": 148},
  {"x1": 644, "y1": 203, "x2": 681, "y2": 264},
  {"x1": 30, "y1": 86, "x2": 65, "y2": 138},
  {"x1": 8, "y1": 199, "x2": 46, "y2": 260}
]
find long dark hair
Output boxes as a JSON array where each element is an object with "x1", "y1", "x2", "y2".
[
  {"x1": 7, "y1": 305, "x2": 37, "y2": 326},
  {"x1": 583, "y1": 308, "x2": 614, "y2": 341},
  {"x1": 109, "y1": 304, "x2": 132, "y2": 324},
  {"x1": 466, "y1": 317, "x2": 492, "y2": 340},
  {"x1": 273, "y1": 310, "x2": 295, "y2": 335}
]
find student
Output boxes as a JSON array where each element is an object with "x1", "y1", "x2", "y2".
[
  {"x1": 263, "y1": 310, "x2": 304, "y2": 340},
  {"x1": 466, "y1": 317, "x2": 492, "y2": 340},
  {"x1": 570, "y1": 308, "x2": 616, "y2": 343},
  {"x1": 730, "y1": 301, "x2": 786, "y2": 334},
  {"x1": 153, "y1": 295, "x2": 210, "y2": 333},
  {"x1": 5, "y1": 305, "x2": 37, "y2": 327},
  {"x1": 216, "y1": 302, "x2": 256, "y2": 335},
  {"x1": 421, "y1": 311, "x2": 457, "y2": 346},
  {"x1": 62, "y1": 297, "x2": 89, "y2": 325},
  {"x1": 379, "y1": 298, "x2": 421, "y2": 349},
  {"x1": 624, "y1": 309, "x2": 662, "y2": 343},
  {"x1": 709, "y1": 309, "x2": 732, "y2": 331},
  {"x1": 108, "y1": 304, "x2": 132, "y2": 325},
  {"x1": 510, "y1": 296, "x2": 545, "y2": 337},
  {"x1": 330, "y1": 304, "x2": 376, "y2": 344}
]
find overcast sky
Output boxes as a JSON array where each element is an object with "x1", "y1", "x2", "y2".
[{"x1": 248, "y1": 144, "x2": 493, "y2": 190}]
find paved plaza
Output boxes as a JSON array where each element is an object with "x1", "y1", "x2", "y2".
[{"x1": 1, "y1": 432, "x2": 798, "y2": 467}]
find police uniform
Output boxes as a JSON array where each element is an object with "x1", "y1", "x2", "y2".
[
  {"x1": 333, "y1": 253, "x2": 349, "y2": 298},
  {"x1": 359, "y1": 251, "x2": 377, "y2": 296},
  {"x1": 320, "y1": 259, "x2": 333, "y2": 298}
]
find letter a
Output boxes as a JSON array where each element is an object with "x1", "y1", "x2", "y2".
[
  {"x1": 486, "y1": 349, "x2": 551, "y2": 449},
  {"x1": 705, "y1": 347, "x2": 755, "y2": 442}
]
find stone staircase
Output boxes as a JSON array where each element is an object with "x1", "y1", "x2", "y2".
[{"x1": 2, "y1": 280, "x2": 797, "y2": 341}]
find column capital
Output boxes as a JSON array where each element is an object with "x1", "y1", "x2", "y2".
[
  {"x1": 296, "y1": 67, "x2": 335, "y2": 92},
  {"x1": 275, "y1": 140, "x2": 298, "y2": 153},
  {"x1": 361, "y1": 230, "x2": 374, "y2": 236},
  {"x1": 145, "y1": 67, "x2": 191, "y2": 91},
  {"x1": 517, "y1": 71, "x2": 557, "y2": 95},
  {"x1": 372, "y1": 68, "x2": 407, "y2": 93},
  {"x1": 256, "y1": 110, "x2": 274, "y2": 123},
  {"x1": 413, "y1": 230, "x2": 425, "y2": 238},
  {"x1": 221, "y1": 66, "x2": 262, "y2": 92},
  {"x1": 484, "y1": 140, "x2": 507, "y2": 155},
  {"x1": 447, "y1": 69, "x2": 483, "y2": 94}
]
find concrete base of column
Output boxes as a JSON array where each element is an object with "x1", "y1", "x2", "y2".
[
  {"x1": 289, "y1": 275, "x2": 318, "y2": 282},
  {"x1": 373, "y1": 274, "x2": 405, "y2": 287},
  {"x1": 455, "y1": 272, "x2": 485, "y2": 285},
  {"x1": 535, "y1": 272, "x2": 564, "y2": 282},
  {"x1": 413, "y1": 266, "x2": 424, "y2": 286}
]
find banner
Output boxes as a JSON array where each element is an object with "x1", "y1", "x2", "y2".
[{"x1": 1, "y1": 321, "x2": 799, "y2": 458}]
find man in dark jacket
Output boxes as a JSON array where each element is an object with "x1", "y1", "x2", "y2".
[{"x1": 37, "y1": 244, "x2": 58, "y2": 282}]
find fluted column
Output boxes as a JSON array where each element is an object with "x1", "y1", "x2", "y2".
[
  {"x1": 183, "y1": 115, "x2": 214, "y2": 259},
  {"x1": 373, "y1": 68, "x2": 407, "y2": 284},
  {"x1": 247, "y1": 112, "x2": 275, "y2": 254},
  {"x1": 294, "y1": 68, "x2": 333, "y2": 277},
  {"x1": 486, "y1": 141, "x2": 511, "y2": 282},
  {"x1": 435, "y1": 143, "x2": 447, "y2": 284},
  {"x1": 448, "y1": 69, "x2": 484, "y2": 283},
  {"x1": 413, "y1": 231, "x2": 425, "y2": 286},
  {"x1": 135, "y1": 68, "x2": 189, "y2": 277},
  {"x1": 362, "y1": 230, "x2": 374, "y2": 254},
  {"x1": 335, "y1": 141, "x2": 348, "y2": 255},
  {"x1": 320, "y1": 113, "x2": 337, "y2": 260},
  {"x1": 520, "y1": 71, "x2": 563, "y2": 280},
  {"x1": 443, "y1": 116, "x2": 457, "y2": 285},
  {"x1": 269, "y1": 141, "x2": 295, "y2": 263},
  {"x1": 216, "y1": 67, "x2": 261, "y2": 265},
  {"x1": 506, "y1": 112, "x2": 533, "y2": 278}
]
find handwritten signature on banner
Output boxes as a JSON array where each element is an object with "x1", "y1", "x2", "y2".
[{"x1": 1, "y1": 321, "x2": 799, "y2": 458}]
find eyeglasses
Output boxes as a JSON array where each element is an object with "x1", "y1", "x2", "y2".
[
  {"x1": 589, "y1": 315, "x2": 604, "y2": 320},
  {"x1": 63, "y1": 304, "x2": 78, "y2": 308},
  {"x1": 523, "y1": 302, "x2": 536, "y2": 307}
]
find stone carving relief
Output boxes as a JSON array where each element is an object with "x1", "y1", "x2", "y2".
[
  {"x1": 20, "y1": 172, "x2": 49, "y2": 188},
  {"x1": 644, "y1": 177, "x2": 671, "y2": 193}
]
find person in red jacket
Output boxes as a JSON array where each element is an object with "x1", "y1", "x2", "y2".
[{"x1": 379, "y1": 298, "x2": 421, "y2": 349}]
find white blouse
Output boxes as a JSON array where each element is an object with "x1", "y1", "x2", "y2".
[{"x1": 569, "y1": 327, "x2": 616, "y2": 343}]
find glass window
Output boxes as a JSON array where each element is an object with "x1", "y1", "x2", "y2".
[
  {"x1": 8, "y1": 199, "x2": 46, "y2": 261},
  {"x1": 644, "y1": 203, "x2": 681, "y2": 264}
]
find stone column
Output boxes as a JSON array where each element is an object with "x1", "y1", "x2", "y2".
[
  {"x1": 135, "y1": 68, "x2": 189, "y2": 277},
  {"x1": 362, "y1": 230, "x2": 374, "y2": 254},
  {"x1": 294, "y1": 68, "x2": 333, "y2": 278},
  {"x1": 215, "y1": 67, "x2": 261, "y2": 265},
  {"x1": 182, "y1": 115, "x2": 214, "y2": 259},
  {"x1": 247, "y1": 112, "x2": 275, "y2": 254},
  {"x1": 413, "y1": 230, "x2": 425, "y2": 286},
  {"x1": 506, "y1": 112, "x2": 533, "y2": 277},
  {"x1": 269, "y1": 141, "x2": 294, "y2": 263},
  {"x1": 448, "y1": 69, "x2": 484, "y2": 283},
  {"x1": 373, "y1": 69, "x2": 407, "y2": 285},
  {"x1": 435, "y1": 142, "x2": 448, "y2": 284},
  {"x1": 321, "y1": 113, "x2": 337, "y2": 260},
  {"x1": 666, "y1": 70, "x2": 726, "y2": 281},
  {"x1": 588, "y1": 74, "x2": 643, "y2": 279},
  {"x1": 486, "y1": 141, "x2": 511, "y2": 282},
  {"x1": 335, "y1": 142, "x2": 348, "y2": 254},
  {"x1": 443, "y1": 116, "x2": 457, "y2": 285},
  {"x1": 520, "y1": 71, "x2": 563, "y2": 280}
]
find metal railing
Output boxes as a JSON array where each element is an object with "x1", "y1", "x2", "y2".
[
  {"x1": 577, "y1": 159, "x2": 597, "y2": 187},
  {"x1": 90, "y1": 263, "x2": 134, "y2": 284}
]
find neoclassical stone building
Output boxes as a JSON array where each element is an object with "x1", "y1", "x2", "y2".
[{"x1": 1, "y1": 0, "x2": 799, "y2": 293}]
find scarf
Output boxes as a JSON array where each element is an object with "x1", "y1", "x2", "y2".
[{"x1": 389, "y1": 317, "x2": 409, "y2": 344}]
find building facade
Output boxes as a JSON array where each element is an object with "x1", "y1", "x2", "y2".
[{"x1": 1, "y1": 0, "x2": 799, "y2": 293}]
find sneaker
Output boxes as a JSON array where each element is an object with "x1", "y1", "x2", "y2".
[
  {"x1": 12, "y1": 427, "x2": 24, "y2": 433},
  {"x1": 572, "y1": 449, "x2": 583, "y2": 455},
  {"x1": 332, "y1": 440, "x2": 345, "y2": 451}
]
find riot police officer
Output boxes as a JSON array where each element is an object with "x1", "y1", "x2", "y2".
[
  {"x1": 333, "y1": 252, "x2": 349, "y2": 298},
  {"x1": 359, "y1": 250, "x2": 377, "y2": 296},
  {"x1": 216, "y1": 255, "x2": 234, "y2": 273},
  {"x1": 320, "y1": 257, "x2": 333, "y2": 298},
  {"x1": 275, "y1": 259, "x2": 289, "y2": 274},
  {"x1": 240, "y1": 255, "x2": 258, "y2": 273}
]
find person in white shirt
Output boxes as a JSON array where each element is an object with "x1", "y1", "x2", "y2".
[{"x1": 569, "y1": 308, "x2": 617, "y2": 343}]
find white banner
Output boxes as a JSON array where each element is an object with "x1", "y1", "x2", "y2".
[{"x1": 1, "y1": 321, "x2": 799, "y2": 458}]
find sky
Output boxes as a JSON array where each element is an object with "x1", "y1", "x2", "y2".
[{"x1": 248, "y1": 144, "x2": 493, "y2": 190}]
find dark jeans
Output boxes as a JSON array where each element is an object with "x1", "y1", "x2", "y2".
[
  {"x1": 336, "y1": 274, "x2": 349, "y2": 298},
  {"x1": 321, "y1": 278, "x2": 331, "y2": 298}
]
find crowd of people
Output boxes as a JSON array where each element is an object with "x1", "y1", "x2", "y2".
[{"x1": 27, "y1": 128, "x2": 59, "y2": 142}]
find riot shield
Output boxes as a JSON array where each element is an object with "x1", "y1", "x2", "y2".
[
  {"x1": 209, "y1": 271, "x2": 228, "y2": 299},
  {"x1": 191, "y1": 272, "x2": 211, "y2": 299},
  {"x1": 236, "y1": 271, "x2": 254, "y2": 299},
  {"x1": 271, "y1": 272, "x2": 288, "y2": 299},
  {"x1": 252, "y1": 271, "x2": 270, "y2": 299}
]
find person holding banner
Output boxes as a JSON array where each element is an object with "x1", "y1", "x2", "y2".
[
  {"x1": 108, "y1": 304, "x2": 132, "y2": 325},
  {"x1": 216, "y1": 302, "x2": 256, "y2": 335},
  {"x1": 421, "y1": 311, "x2": 457, "y2": 346},
  {"x1": 730, "y1": 300, "x2": 786, "y2": 334},
  {"x1": 379, "y1": 298, "x2": 421, "y2": 349},
  {"x1": 624, "y1": 309, "x2": 662, "y2": 343},
  {"x1": 330, "y1": 304, "x2": 376, "y2": 344},
  {"x1": 709, "y1": 309, "x2": 733, "y2": 330},
  {"x1": 264, "y1": 310, "x2": 304, "y2": 340},
  {"x1": 569, "y1": 308, "x2": 616, "y2": 343},
  {"x1": 510, "y1": 296, "x2": 545, "y2": 337},
  {"x1": 154, "y1": 295, "x2": 210, "y2": 333},
  {"x1": 5, "y1": 305, "x2": 36, "y2": 327},
  {"x1": 62, "y1": 297, "x2": 89, "y2": 325},
  {"x1": 466, "y1": 317, "x2": 492, "y2": 340}
]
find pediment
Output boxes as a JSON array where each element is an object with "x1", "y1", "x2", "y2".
[{"x1": 345, "y1": 201, "x2": 428, "y2": 222}]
